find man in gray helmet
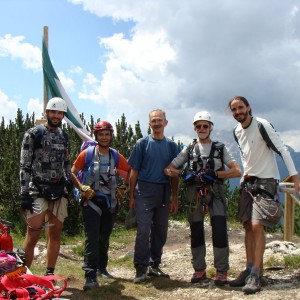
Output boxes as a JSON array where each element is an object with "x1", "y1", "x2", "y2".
[
  {"x1": 165, "y1": 111, "x2": 241, "y2": 286},
  {"x1": 20, "y1": 97, "x2": 73, "y2": 276}
]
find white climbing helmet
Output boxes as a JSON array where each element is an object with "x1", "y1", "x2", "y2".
[
  {"x1": 46, "y1": 97, "x2": 67, "y2": 113},
  {"x1": 193, "y1": 111, "x2": 213, "y2": 125}
]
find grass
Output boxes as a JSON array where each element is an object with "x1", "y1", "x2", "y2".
[
  {"x1": 264, "y1": 254, "x2": 300, "y2": 268},
  {"x1": 284, "y1": 254, "x2": 300, "y2": 267},
  {"x1": 264, "y1": 256, "x2": 283, "y2": 268},
  {"x1": 7, "y1": 219, "x2": 300, "y2": 299}
]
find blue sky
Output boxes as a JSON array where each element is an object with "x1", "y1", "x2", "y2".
[{"x1": 1, "y1": 0, "x2": 300, "y2": 152}]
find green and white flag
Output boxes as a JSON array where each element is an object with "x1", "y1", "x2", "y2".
[{"x1": 42, "y1": 39, "x2": 93, "y2": 141}]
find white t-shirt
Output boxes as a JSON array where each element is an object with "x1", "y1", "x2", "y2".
[{"x1": 234, "y1": 117, "x2": 297, "y2": 179}]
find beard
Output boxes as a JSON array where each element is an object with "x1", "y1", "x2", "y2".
[
  {"x1": 47, "y1": 118, "x2": 62, "y2": 128},
  {"x1": 234, "y1": 110, "x2": 249, "y2": 123}
]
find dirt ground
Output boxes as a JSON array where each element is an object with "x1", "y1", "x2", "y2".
[{"x1": 37, "y1": 220, "x2": 300, "y2": 299}]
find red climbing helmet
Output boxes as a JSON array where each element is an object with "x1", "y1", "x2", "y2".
[{"x1": 93, "y1": 121, "x2": 114, "y2": 135}]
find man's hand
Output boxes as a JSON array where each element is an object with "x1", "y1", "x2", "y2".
[
  {"x1": 129, "y1": 195, "x2": 135, "y2": 208},
  {"x1": 20, "y1": 193, "x2": 34, "y2": 213},
  {"x1": 170, "y1": 196, "x2": 178, "y2": 215},
  {"x1": 200, "y1": 169, "x2": 217, "y2": 184},
  {"x1": 65, "y1": 179, "x2": 74, "y2": 194}
]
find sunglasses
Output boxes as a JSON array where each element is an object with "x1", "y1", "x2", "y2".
[{"x1": 195, "y1": 124, "x2": 209, "y2": 129}]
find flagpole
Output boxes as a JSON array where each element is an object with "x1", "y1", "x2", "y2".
[
  {"x1": 41, "y1": 26, "x2": 92, "y2": 139},
  {"x1": 36, "y1": 26, "x2": 48, "y2": 125},
  {"x1": 43, "y1": 26, "x2": 48, "y2": 117}
]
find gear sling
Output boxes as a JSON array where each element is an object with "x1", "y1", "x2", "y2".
[
  {"x1": 75, "y1": 144, "x2": 119, "y2": 215},
  {"x1": 184, "y1": 140, "x2": 225, "y2": 208}
]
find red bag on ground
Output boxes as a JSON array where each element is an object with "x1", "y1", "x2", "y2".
[{"x1": 0, "y1": 273, "x2": 67, "y2": 300}]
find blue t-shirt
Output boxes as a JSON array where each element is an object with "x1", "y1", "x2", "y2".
[{"x1": 128, "y1": 135, "x2": 178, "y2": 184}]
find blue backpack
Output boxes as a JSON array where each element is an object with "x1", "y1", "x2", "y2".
[{"x1": 74, "y1": 140, "x2": 120, "y2": 204}]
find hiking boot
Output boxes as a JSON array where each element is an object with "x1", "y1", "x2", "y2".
[
  {"x1": 148, "y1": 263, "x2": 170, "y2": 278},
  {"x1": 133, "y1": 265, "x2": 148, "y2": 284},
  {"x1": 215, "y1": 270, "x2": 228, "y2": 286},
  {"x1": 83, "y1": 275, "x2": 99, "y2": 291},
  {"x1": 97, "y1": 269, "x2": 114, "y2": 279},
  {"x1": 242, "y1": 274, "x2": 261, "y2": 294},
  {"x1": 228, "y1": 269, "x2": 250, "y2": 287},
  {"x1": 191, "y1": 269, "x2": 207, "y2": 284}
]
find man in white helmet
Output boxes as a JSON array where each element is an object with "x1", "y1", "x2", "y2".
[
  {"x1": 164, "y1": 111, "x2": 241, "y2": 286},
  {"x1": 20, "y1": 97, "x2": 73, "y2": 276}
]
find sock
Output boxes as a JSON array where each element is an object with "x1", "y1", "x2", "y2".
[
  {"x1": 250, "y1": 266, "x2": 260, "y2": 277},
  {"x1": 45, "y1": 267, "x2": 55, "y2": 275},
  {"x1": 246, "y1": 262, "x2": 253, "y2": 272}
]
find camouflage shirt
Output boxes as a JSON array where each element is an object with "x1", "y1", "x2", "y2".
[{"x1": 19, "y1": 125, "x2": 72, "y2": 194}]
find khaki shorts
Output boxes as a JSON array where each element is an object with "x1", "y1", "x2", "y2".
[
  {"x1": 25, "y1": 197, "x2": 68, "y2": 223},
  {"x1": 238, "y1": 178, "x2": 281, "y2": 228}
]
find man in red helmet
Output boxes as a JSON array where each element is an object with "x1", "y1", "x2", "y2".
[{"x1": 71, "y1": 120, "x2": 130, "y2": 291}]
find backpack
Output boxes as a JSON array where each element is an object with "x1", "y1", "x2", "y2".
[
  {"x1": 181, "y1": 140, "x2": 225, "y2": 185},
  {"x1": 74, "y1": 142, "x2": 120, "y2": 205},
  {"x1": 187, "y1": 139, "x2": 225, "y2": 172},
  {"x1": 33, "y1": 124, "x2": 68, "y2": 150},
  {"x1": 233, "y1": 118, "x2": 281, "y2": 157}
]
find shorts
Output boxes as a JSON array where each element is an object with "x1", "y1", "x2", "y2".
[
  {"x1": 238, "y1": 178, "x2": 281, "y2": 228},
  {"x1": 25, "y1": 196, "x2": 68, "y2": 223}
]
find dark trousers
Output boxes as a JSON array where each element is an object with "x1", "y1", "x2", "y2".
[
  {"x1": 82, "y1": 205, "x2": 116, "y2": 277},
  {"x1": 134, "y1": 181, "x2": 171, "y2": 266}
]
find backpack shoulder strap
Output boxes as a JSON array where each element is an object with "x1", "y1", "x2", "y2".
[
  {"x1": 61, "y1": 129, "x2": 68, "y2": 145},
  {"x1": 33, "y1": 124, "x2": 46, "y2": 149},
  {"x1": 209, "y1": 141, "x2": 225, "y2": 170},
  {"x1": 186, "y1": 139, "x2": 198, "y2": 171},
  {"x1": 109, "y1": 147, "x2": 120, "y2": 167},
  {"x1": 257, "y1": 120, "x2": 281, "y2": 156},
  {"x1": 233, "y1": 124, "x2": 239, "y2": 145},
  {"x1": 85, "y1": 146, "x2": 96, "y2": 168},
  {"x1": 187, "y1": 139, "x2": 197, "y2": 158}
]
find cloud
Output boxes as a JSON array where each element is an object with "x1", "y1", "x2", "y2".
[
  {"x1": 27, "y1": 98, "x2": 43, "y2": 119},
  {"x1": 0, "y1": 34, "x2": 41, "y2": 71},
  {"x1": 77, "y1": 28, "x2": 183, "y2": 132},
  {"x1": 0, "y1": 90, "x2": 19, "y2": 123},
  {"x1": 279, "y1": 130, "x2": 300, "y2": 152},
  {"x1": 69, "y1": 0, "x2": 300, "y2": 150},
  {"x1": 69, "y1": 66, "x2": 83, "y2": 74},
  {"x1": 57, "y1": 72, "x2": 76, "y2": 92}
]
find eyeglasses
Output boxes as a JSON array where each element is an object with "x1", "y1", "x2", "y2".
[{"x1": 195, "y1": 124, "x2": 209, "y2": 129}]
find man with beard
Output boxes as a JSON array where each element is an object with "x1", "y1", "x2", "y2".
[
  {"x1": 164, "y1": 111, "x2": 241, "y2": 286},
  {"x1": 128, "y1": 109, "x2": 179, "y2": 283},
  {"x1": 20, "y1": 97, "x2": 73, "y2": 276},
  {"x1": 71, "y1": 121, "x2": 130, "y2": 291},
  {"x1": 228, "y1": 96, "x2": 299, "y2": 294}
]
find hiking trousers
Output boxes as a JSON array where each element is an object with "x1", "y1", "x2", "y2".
[
  {"x1": 82, "y1": 204, "x2": 116, "y2": 277},
  {"x1": 134, "y1": 181, "x2": 171, "y2": 266},
  {"x1": 186, "y1": 184, "x2": 229, "y2": 272}
]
